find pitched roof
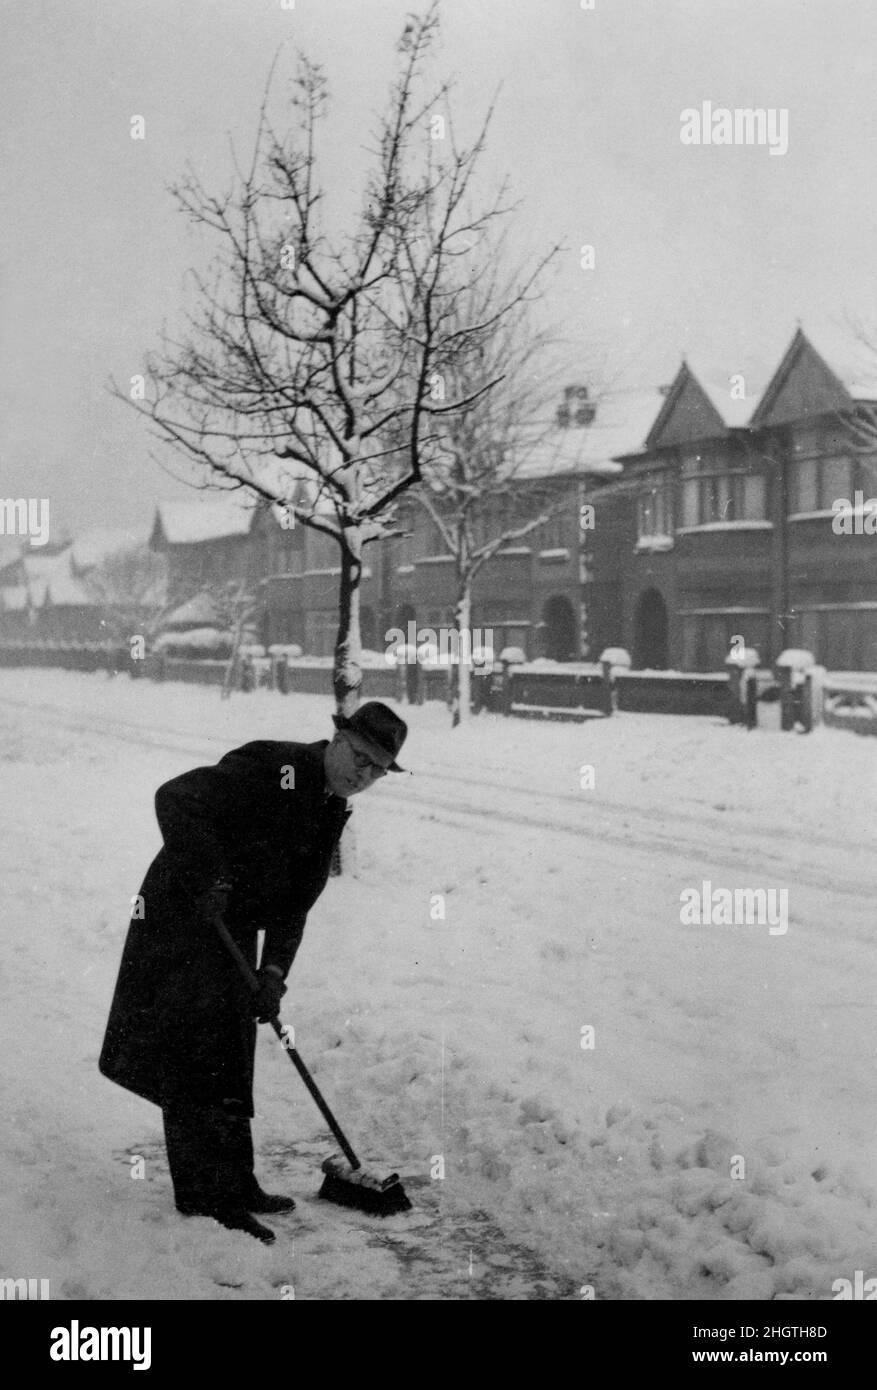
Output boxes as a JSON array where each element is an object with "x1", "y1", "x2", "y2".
[
  {"x1": 685, "y1": 358, "x2": 757, "y2": 429},
  {"x1": 638, "y1": 359, "x2": 759, "y2": 455},
  {"x1": 161, "y1": 591, "x2": 223, "y2": 631},
  {"x1": 71, "y1": 527, "x2": 141, "y2": 572},
  {"x1": 44, "y1": 567, "x2": 93, "y2": 608},
  {"x1": 151, "y1": 497, "x2": 255, "y2": 546},
  {"x1": 749, "y1": 324, "x2": 877, "y2": 428},
  {"x1": 515, "y1": 388, "x2": 665, "y2": 480},
  {"x1": 20, "y1": 548, "x2": 70, "y2": 607},
  {"x1": 798, "y1": 323, "x2": 877, "y2": 401}
]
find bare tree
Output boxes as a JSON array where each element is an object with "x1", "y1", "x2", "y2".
[
  {"x1": 83, "y1": 543, "x2": 168, "y2": 644},
  {"x1": 114, "y1": 5, "x2": 540, "y2": 713},
  {"x1": 403, "y1": 251, "x2": 594, "y2": 725},
  {"x1": 210, "y1": 580, "x2": 260, "y2": 699}
]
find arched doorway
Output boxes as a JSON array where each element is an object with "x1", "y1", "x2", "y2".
[
  {"x1": 541, "y1": 595, "x2": 577, "y2": 661},
  {"x1": 633, "y1": 588, "x2": 669, "y2": 669}
]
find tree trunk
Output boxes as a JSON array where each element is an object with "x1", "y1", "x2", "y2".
[
  {"x1": 452, "y1": 584, "x2": 472, "y2": 728},
  {"x1": 333, "y1": 533, "x2": 363, "y2": 716},
  {"x1": 221, "y1": 610, "x2": 246, "y2": 700}
]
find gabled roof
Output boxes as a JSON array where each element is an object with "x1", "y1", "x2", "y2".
[
  {"x1": 13, "y1": 546, "x2": 91, "y2": 609},
  {"x1": 749, "y1": 325, "x2": 877, "y2": 429},
  {"x1": 515, "y1": 388, "x2": 665, "y2": 480},
  {"x1": 641, "y1": 359, "x2": 754, "y2": 452},
  {"x1": 71, "y1": 528, "x2": 140, "y2": 573},
  {"x1": 161, "y1": 591, "x2": 222, "y2": 631},
  {"x1": 151, "y1": 498, "x2": 255, "y2": 547},
  {"x1": 644, "y1": 363, "x2": 725, "y2": 450},
  {"x1": 687, "y1": 358, "x2": 756, "y2": 430},
  {"x1": 44, "y1": 568, "x2": 93, "y2": 608},
  {"x1": 800, "y1": 323, "x2": 877, "y2": 401},
  {"x1": 20, "y1": 548, "x2": 70, "y2": 607}
]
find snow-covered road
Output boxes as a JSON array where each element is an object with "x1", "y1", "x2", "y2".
[{"x1": 1, "y1": 669, "x2": 875, "y2": 1299}]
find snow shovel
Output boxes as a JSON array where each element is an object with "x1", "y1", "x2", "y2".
[{"x1": 213, "y1": 915, "x2": 411, "y2": 1216}]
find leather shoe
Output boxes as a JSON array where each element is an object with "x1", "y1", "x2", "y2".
[
  {"x1": 245, "y1": 1184, "x2": 296, "y2": 1215},
  {"x1": 177, "y1": 1201, "x2": 276, "y2": 1244}
]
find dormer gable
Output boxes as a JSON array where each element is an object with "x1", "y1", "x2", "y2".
[
  {"x1": 749, "y1": 328, "x2": 853, "y2": 429},
  {"x1": 645, "y1": 361, "x2": 729, "y2": 450}
]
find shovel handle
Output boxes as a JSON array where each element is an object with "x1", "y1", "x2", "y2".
[
  {"x1": 213, "y1": 913, "x2": 260, "y2": 993},
  {"x1": 213, "y1": 915, "x2": 361, "y2": 1171}
]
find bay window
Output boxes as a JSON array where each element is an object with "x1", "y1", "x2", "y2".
[
  {"x1": 789, "y1": 455, "x2": 854, "y2": 514},
  {"x1": 678, "y1": 451, "x2": 767, "y2": 526}
]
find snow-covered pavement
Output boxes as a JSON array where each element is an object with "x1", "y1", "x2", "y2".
[{"x1": 0, "y1": 668, "x2": 875, "y2": 1299}]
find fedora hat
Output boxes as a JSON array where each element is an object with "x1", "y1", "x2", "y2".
[{"x1": 332, "y1": 701, "x2": 408, "y2": 772}]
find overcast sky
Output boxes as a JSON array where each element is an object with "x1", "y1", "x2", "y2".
[{"x1": 3, "y1": 0, "x2": 877, "y2": 540}]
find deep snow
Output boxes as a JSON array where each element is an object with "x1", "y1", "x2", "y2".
[{"x1": 0, "y1": 668, "x2": 875, "y2": 1300}]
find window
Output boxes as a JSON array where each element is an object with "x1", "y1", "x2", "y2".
[
  {"x1": 742, "y1": 474, "x2": 767, "y2": 520},
  {"x1": 790, "y1": 456, "x2": 853, "y2": 513},
  {"x1": 859, "y1": 456, "x2": 877, "y2": 496},
  {"x1": 394, "y1": 531, "x2": 413, "y2": 569},
  {"x1": 680, "y1": 613, "x2": 770, "y2": 671},
  {"x1": 540, "y1": 509, "x2": 569, "y2": 549},
  {"x1": 677, "y1": 453, "x2": 768, "y2": 527},
  {"x1": 420, "y1": 517, "x2": 446, "y2": 556},
  {"x1": 821, "y1": 456, "x2": 853, "y2": 507},
  {"x1": 792, "y1": 460, "x2": 818, "y2": 513},
  {"x1": 682, "y1": 478, "x2": 699, "y2": 528},
  {"x1": 637, "y1": 476, "x2": 672, "y2": 538}
]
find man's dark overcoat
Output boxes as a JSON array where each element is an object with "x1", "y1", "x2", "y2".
[{"x1": 99, "y1": 740, "x2": 350, "y2": 1116}]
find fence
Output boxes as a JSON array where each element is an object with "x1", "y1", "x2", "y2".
[
  {"x1": 821, "y1": 673, "x2": 877, "y2": 737},
  {"x1": 504, "y1": 662, "x2": 612, "y2": 719},
  {"x1": 1, "y1": 639, "x2": 876, "y2": 733},
  {"x1": 152, "y1": 651, "x2": 400, "y2": 701},
  {"x1": 0, "y1": 641, "x2": 127, "y2": 673}
]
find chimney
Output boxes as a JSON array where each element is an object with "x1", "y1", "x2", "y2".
[{"x1": 557, "y1": 384, "x2": 595, "y2": 428}]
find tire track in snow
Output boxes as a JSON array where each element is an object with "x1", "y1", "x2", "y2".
[{"x1": 0, "y1": 692, "x2": 871, "y2": 905}]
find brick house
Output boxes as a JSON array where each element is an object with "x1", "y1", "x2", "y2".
[
  {"x1": 590, "y1": 329, "x2": 877, "y2": 671},
  {"x1": 385, "y1": 385, "x2": 664, "y2": 660},
  {"x1": 0, "y1": 530, "x2": 141, "y2": 644},
  {"x1": 142, "y1": 330, "x2": 877, "y2": 674}
]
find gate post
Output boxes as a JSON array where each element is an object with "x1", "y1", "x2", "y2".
[
  {"x1": 598, "y1": 647, "x2": 631, "y2": 716},
  {"x1": 725, "y1": 646, "x2": 760, "y2": 726},
  {"x1": 800, "y1": 664, "x2": 826, "y2": 733},
  {"x1": 775, "y1": 649, "x2": 815, "y2": 732}
]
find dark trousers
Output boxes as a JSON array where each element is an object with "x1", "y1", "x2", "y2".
[{"x1": 162, "y1": 1101, "x2": 256, "y2": 1211}]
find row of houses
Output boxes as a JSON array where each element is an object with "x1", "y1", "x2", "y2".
[
  {"x1": 3, "y1": 325, "x2": 876, "y2": 671},
  {"x1": 603, "y1": 328, "x2": 877, "y2": 673},
  {"x1": 0, "y1": 529, "x2": 151, "y2": 642}
]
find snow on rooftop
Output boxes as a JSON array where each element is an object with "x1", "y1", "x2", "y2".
[
  {"x1": 515, "y1": 387, "x2": 665, "y2": 479},
  {"x1": 684, "y1": 357, "x2": 762, "y2": 428},
  {"x1": 15, "y1": 546, "x2": 96, "y2": 608},
  {"x1": 154, "y1": 497, "x2": 255, "y2": 545},
  {"x1": 71, "y1": 528, "x2": 142, "y2": 571},
  {"x1": 45, "y1": 570, "x2": 93, "y2": 608},
  {"x1": 799, "y1": 321, "x2": 877, "y2": 402},
  {"x1": 19, "y1": 548, "x2": 74, "y2": 606}
]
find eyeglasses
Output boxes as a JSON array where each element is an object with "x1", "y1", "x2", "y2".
[{"x1": 347, "y1": 742, "x2": 388, "y2": 778}]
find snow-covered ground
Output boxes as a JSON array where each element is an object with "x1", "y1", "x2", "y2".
[{"x1": 0, "y1": 667, "x2": 875, "y2": 1300}]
